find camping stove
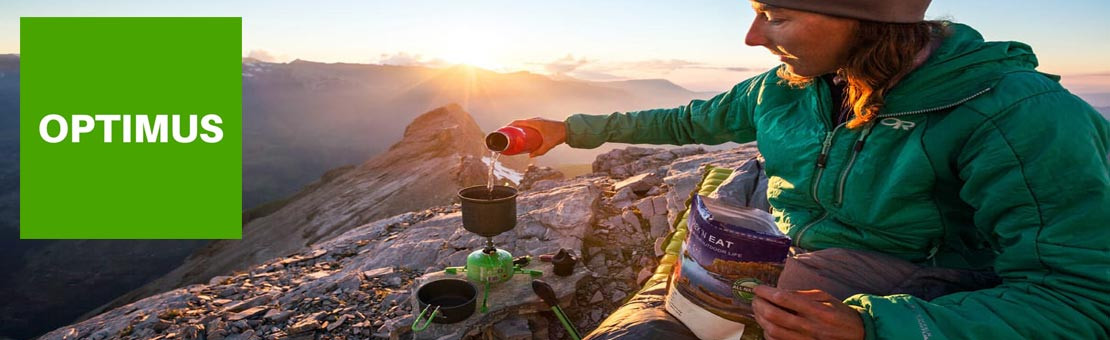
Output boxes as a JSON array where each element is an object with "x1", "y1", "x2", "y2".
[{"x1": 446, "y1": 185, "x2": 541, "y2": 313}]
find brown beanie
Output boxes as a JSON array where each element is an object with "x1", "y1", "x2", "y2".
[{"x1": 757, "y1": 0, "x2": 931, "y2": 23}]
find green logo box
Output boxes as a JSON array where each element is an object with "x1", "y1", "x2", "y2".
[{"x1": 20, "y1": 17, "x2": 242, "y2": 239}]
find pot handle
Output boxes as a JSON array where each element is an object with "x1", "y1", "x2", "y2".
[{"x1": 410, "y1": 304, "x2": 440, "y2": 332}]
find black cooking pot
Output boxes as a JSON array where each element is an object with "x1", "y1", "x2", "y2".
[
  {"x1": 411, "y1": 279, "x2": 478, "y2": 331},
  {"x1": 458, "y1": 185, "x2": 517, "y2": 237}
]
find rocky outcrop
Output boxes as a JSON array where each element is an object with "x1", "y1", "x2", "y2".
[
  {"x1": 82, "y1": 104, "x2": 527, "y2": 322},
  {"x1": 43, "y1": 143, "x2": 759, "y2": 340},
  {"x1": 591, "y1": 146, "x2": 706, "y2": 179},
  {"x1": 518, "y1": 165, "x2": 564, "y2": 192}
]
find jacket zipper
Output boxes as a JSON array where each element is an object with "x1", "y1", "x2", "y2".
[
  {"x1": 797, "y1": 123, "x2": 844, "y2": 247},
  {"x1": 834, "y1": 123, "x2": 874, "y2": 206},
  {"x1": 794, "y1": 211, "x2": 827, "y2": 247},
  {"x1": 794, "y1": 87, "x2": 992, "y2": 248},
  {"x1": 876, "y1": 88, "x2": 992, "y2": 118},
  {"x1": 810, "y1": 127, "x2": 840, "y2": 204}
]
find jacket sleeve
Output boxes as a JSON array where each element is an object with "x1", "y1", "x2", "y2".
[
  {"x1": 563, "y1": 71, "x2": 770, "y2": 149},
  {"x1": 844, "y1": 91, "x2": 1110, "y2": 339}
]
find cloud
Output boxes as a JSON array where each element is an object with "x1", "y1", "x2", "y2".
[
  {"x1": 531, "y1": 55, "x2": 759, "y2": 82},
  {"x1": 722, "y1": 66, "x2": 757, "y2": 72},
  {"x1": 617, "y1": 59, "x2": 755, "y2": 74},
  {"x1": 378, "y1": 52, "x2": 449, "y2": 68},
  {"x1": 564, "y1": 69, "x2": 627, "y2": 81},
  {"x1": 246, "y1": 49, "x2": 289, "y2": 63},
  {"x1": 628, "y1": 59, "x2": 702, "y2": 73},
  {"x1": 543, "y1": 54, "x2": 591, "y2": 75}
]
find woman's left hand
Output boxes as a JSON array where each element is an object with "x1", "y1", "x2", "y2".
[{"x1": 751, "y1": 285, "x2": 865, "y2": 340}]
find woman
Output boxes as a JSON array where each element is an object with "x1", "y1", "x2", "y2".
[{"x1": 508, "y1": 0, "x2": 1110, "y2": 339}]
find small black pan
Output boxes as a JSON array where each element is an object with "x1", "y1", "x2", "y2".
[{"x1": 411, "y1": 279, "x2": 477, "y2": 331}]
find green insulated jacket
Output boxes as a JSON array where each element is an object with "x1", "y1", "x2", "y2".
[{"x1": 565, "y1": 23, "x2": 1110, "y2": 339}]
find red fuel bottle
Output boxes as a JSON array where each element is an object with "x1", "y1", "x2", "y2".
[{"x1": 486, "y1": 126, "x2": 543, "y2": 155}]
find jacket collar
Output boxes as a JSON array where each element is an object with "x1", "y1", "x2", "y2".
[{"x1": 878, "y1": 22, "x2": 1042, "y2": 114}]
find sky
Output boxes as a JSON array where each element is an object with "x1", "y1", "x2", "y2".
[{"x1": 2, "y1": 0, "x2": 1108, "y2": 93}]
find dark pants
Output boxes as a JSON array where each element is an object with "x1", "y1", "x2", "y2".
[{"x1": 583, "y1": 248, "x2": 1000, "y2": 340}]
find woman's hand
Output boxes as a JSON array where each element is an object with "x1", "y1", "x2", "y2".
[
  {"x1": 752, "y1": 285, "x2": 865, "y2": 340},
  {"x1": 507, "y1": 118, "x2": 566, "y2": 157}
]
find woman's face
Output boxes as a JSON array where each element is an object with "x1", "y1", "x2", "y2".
[{"x1": 745, "y1": 2, "x2": 858, "y2": 77}]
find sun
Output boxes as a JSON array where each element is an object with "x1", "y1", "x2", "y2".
[{"x1": 438, "y1": 33, "x2": 505, "y2": 71}]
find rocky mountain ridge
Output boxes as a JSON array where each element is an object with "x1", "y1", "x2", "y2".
[
  {"x1": 41, "y1": 136, "x2": 760, "y2": 339},
  {"x1": 80, "y1": 104, "x2": 530, "y2": 323}
]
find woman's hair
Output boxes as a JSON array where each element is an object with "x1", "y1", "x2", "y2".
[{"x1": 779, "y1": 20, "x2": 950, "y2": 129}]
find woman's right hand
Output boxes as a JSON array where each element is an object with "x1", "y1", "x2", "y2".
[{"x1": 507, "y1": 118, "x2": 566, "y2": 157}]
